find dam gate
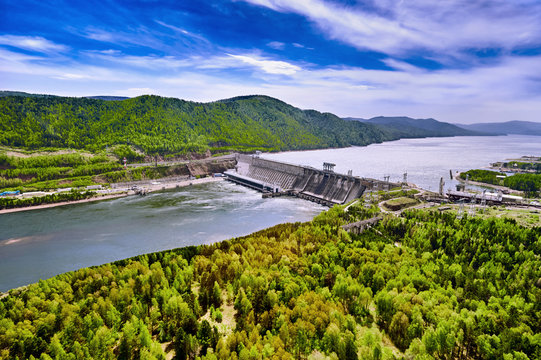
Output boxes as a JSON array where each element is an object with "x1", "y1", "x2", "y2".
[{"x1": 225, "y1": 154, "x2": 400, "y2": 206}]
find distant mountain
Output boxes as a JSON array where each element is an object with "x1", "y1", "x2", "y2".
[
  {"x1": 86, "y1": 96, "x2": 130, "y2": 101},
  {"x1": 0, "y1": 92, "x2": 129, "y2": 101},
  {"x1": 345, "y1": 116, "x2": 484, "y2": 138},
  {"x1": 0, "y1": 91, "x2": 58, "y2": 98},
  {"x1": 456, "y1": 121, "x2": 541, "y2": 136}
]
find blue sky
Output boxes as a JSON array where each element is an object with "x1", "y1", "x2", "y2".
[{"x1": 1, "y1": 0, "x2": 541, "y2": 123}]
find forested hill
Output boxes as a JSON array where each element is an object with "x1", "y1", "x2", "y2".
[
  {"x1": 0, "y1": 94, "x2": 394, "y2": 155},
  {"x1": 345, "y1": 116, "x2": 485, "y2": 138}
]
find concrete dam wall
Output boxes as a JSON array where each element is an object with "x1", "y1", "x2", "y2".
[{"x1": 225, "y1": 154, "x2": 400, "y2": 206}]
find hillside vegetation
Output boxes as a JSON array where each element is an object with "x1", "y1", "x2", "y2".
[
  {"x1": 0, "y1": 94, "x2": 394, "y2": 156},
  {"x1": 1, "y1": 200, "x2": 539, "y2": 359}
]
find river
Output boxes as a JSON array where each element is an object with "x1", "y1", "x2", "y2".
[
  {"x1": 263, "y1": 135, "x2": 541, "y2": 192},
  {"x1": 0, "y1": 182, "x2": 325, "y2": 291},
  {"x1": 0, "y1": 135, "x2": 539, "y2": 291}
]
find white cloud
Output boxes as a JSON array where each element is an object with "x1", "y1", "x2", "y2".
[
  {"x1": 2, "y1": 42, "x2": 540, "y2": 123},
  {"x1": 267, "y1": 41, "x2": 285, "y2": 50},
  {"x1": 85, "y1": 51, "x2": 192, "y2": 69},
  {"x1": 0, "y1": 35, "x2": 68, "y2": 53},
  {"x1": 240, "y1": 0, "x2": 541, "y2": 58},
  {"x1": 121, "y1": 88, "x2": 157, "y2": 96},
  {"x1": 228, "y1": 54, "x2": 301, "y2": 75},
  {"x1": 0, "y1": 48, "x2": 126, "y2": 82},
  {"x1": 84, "y1": 29, "x2": 116, "y2": 42},
  {"x1": 84, "y1": 51, "x2": 303, "y2": 76},
  {"x1": 52, "y1": 73, "x2": 92, "y2": 80},
  {"x1": 155, "y1": 20, "x2": 210, "y2": 44}
]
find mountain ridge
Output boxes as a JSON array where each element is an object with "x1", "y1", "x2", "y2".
[
  {"x1": 455, "y1": 120, "x2": 541, "y2": 136},
  {"x1": 0, "y1": 92, "x2": 495, "y2": 156}
]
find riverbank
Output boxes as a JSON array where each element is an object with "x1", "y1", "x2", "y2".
[{"x1": 0, "y1": 177, "x2": 224, "y2": 215}]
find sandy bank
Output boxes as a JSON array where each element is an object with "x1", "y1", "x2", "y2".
[{"x1": 0, "y1": 177, "x2": 224, "y2": 215}]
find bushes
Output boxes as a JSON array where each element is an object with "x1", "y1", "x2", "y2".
[
  {"x1": 0, "y1": 190, "x2": 96, "y2": 209},
  {"x1": 0, "y1": 152, "x2": 119, "y2": 191},
  {"x1": 383, "y1": 197, "x2": 419, "y2": 211},
  {"x1": 503, "y1": 173, "x2": 541, "y2": 196},
  {"x1": 460, "y1": 169, "x2": 504, "y2": 185},
  {"x1": 110, "y1": 145, "x2": 145, "y2": 163}
]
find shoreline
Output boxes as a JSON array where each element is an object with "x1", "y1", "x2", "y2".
[{"x1": 0, "y1": 177, "x2": 224, "y2": 215}]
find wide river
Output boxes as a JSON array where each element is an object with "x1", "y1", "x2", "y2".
[{"x1": 1, "y1": 135, "x2": 539, "y2": 291}]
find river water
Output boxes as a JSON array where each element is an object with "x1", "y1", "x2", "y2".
[
  {"x1": 264, "y1": 135, "x2": 541, "y2": 192},
  {"x1": 0, "y1": 182, "x2": 325, "y2": 291},
  {"x1": 0, "y1": 135, "x2": 539, "y2": 291}
]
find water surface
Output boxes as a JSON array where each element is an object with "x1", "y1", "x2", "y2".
[
  {"x1": 0, "y1": 181, "x2": 324, "y2": 291},
  {"x1": 264, "y1": 135, "x2": 541, "y2": 192}
]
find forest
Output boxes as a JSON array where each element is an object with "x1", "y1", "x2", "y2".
[
  {"x1": 1, "y1": 196, "x2": 539, "y2": 359},
  {"x1": 0, "y1": 94, "x2": 395, "y2": 156}
]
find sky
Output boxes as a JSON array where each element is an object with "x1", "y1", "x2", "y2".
[{"x1": 1, "y1": 0, "x2": 541, "y2": 124}]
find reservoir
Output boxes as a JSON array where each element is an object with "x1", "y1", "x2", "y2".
[
  {"x1": 1, "y1": 135, "x2": 540, "y2": 291},
  {"x1": 264, "y1": 135, "x2": 541, "y2": 192}
]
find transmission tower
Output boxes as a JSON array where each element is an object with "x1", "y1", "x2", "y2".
[
  {"x1": 468, "y1": 194, "x2": 476, "y2": 217},
  {"x1": 480, "y1": 190, "x2": 487, "y2": 212},
  {"x1": 457, "y1": 199, "x2": 465, "y2": 219}
]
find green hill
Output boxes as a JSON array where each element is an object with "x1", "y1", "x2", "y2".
[
  {"x1": 0, "y1": 94, "x2": 394, "y2": 156},
  {"x1": 1, "y1": 93, "x2": 497, "y2": 158}
]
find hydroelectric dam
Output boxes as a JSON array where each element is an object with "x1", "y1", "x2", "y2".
[{"x1": 225, "y1": 154, "x2": 401, "y2": 206}]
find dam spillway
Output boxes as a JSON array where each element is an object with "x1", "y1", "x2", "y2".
[{"x1": 225, "y1": 154, "x2": 400, "y2": 206}]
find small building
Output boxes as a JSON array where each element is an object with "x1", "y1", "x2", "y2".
[
  {"x1": 502, "y1": 194, "x2": 523, "y2": 204},
  {"x1": 323, "y1": 162, "x2": 336, "y2": 172},
  {"x1": 86, "y1": 185, "x2": 103, "y2": 190},
  {"x1": 0, "y1": 190, "x2": 20, "y2": 197}
]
